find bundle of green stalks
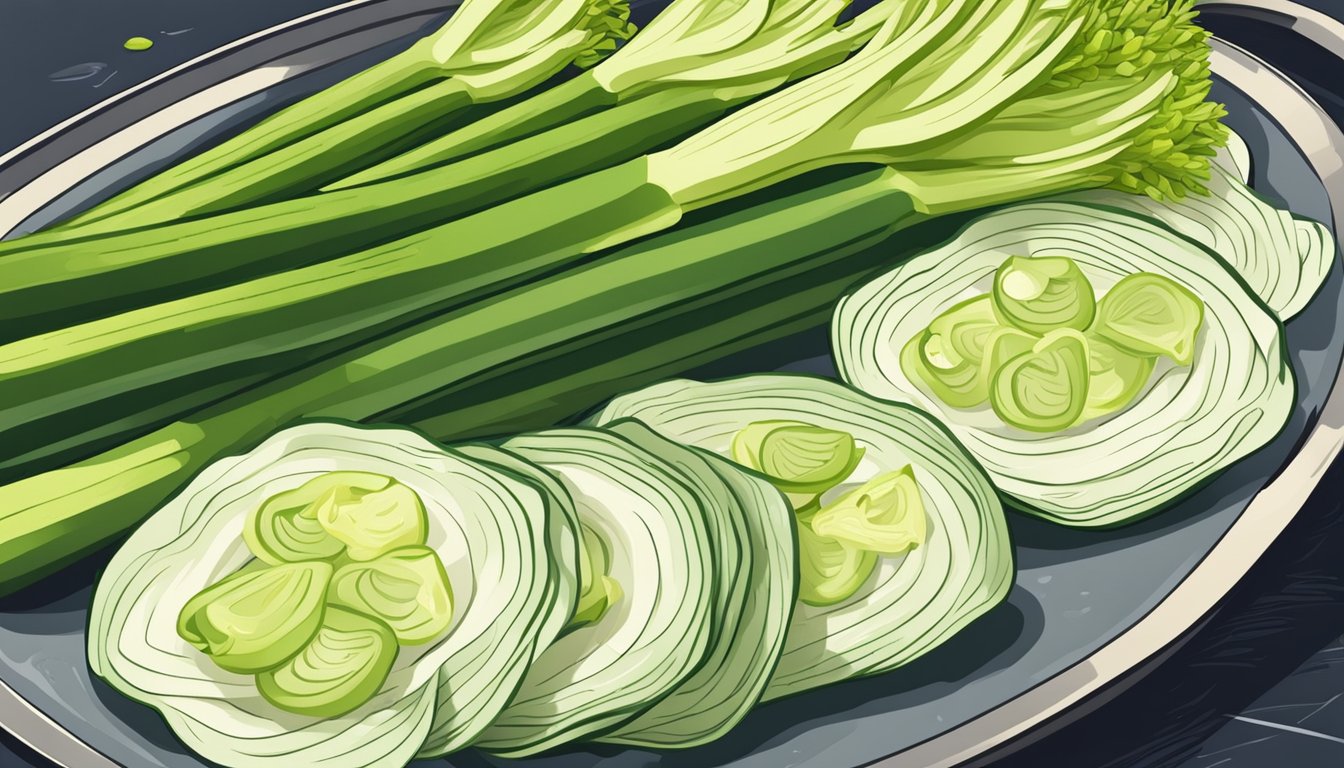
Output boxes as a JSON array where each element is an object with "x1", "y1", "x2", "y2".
[
  {"x1": 0, "y1": 0, "x2": 883, "y2": 337},
  {"x1": 42, "y1": 0, "x2": 638, "y2": 235},
  {"x1": 0, "y1": 0, "x2": 1226, "y2": 595},
  {"x1": 0, "y1": 0, "x2": 895, "y2": 477}
]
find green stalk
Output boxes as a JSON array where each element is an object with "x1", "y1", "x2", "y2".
[
  {"x1": 0, "y1": 159, "x2": 678, "y2": 469},
  {"x1": 0, "y1": 169, "x2": 919, "y2": 595},
  {"x1": 63, "y1": 79, "x2": 480, "y2": 236},
  {"x1": 53, "y1": 53, "x2": 441, "y2": 230},
  {"x1": 0, "y1": 0, "x2": 889, "y2": 328},
  {"x1": 0, "y1": 89, "x2": 727, "y2": 342},
  {"x1": 44, "y1": 0, "x2": 636, "y2": 233},
  {"x1": 326, "y1": 74, "x2": 619, "y2": 188}
]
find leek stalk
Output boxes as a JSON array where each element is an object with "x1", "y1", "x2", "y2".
[
  {"x1": 42, "y1": 0, "x2": 636, "y2": 234},
  {"x1": 0, "y1": 0, "x2": 892, "y2": 337}
]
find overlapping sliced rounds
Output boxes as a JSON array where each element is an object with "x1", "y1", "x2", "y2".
[
  {"x1": 597, "y1": 418, "x2": 796, "y2": 749},
  {"x1": 1056, "y1": 129, "x2": 1334, "y2": 320},
  {"x1": 834, "y1": 201, "x2": 1296, "y2": 526},
  {"x1": 590, "y1": 374, "x2": 1012, "y2": 701},
  {"x1": 475, "y1": 427, "x2": 716, "y2": 756},
  {"x1": 88, "y1": 422, "x2": 570, "y2": 768}
]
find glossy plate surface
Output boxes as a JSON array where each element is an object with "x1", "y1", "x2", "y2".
[{"x1": 0, "y1": 1, "x2": 1340, "y2": 766}]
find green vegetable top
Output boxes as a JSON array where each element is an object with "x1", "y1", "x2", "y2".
[
  {"x1": 421, "y1": 0, "x2": 638, "y2": 97},
  {"x1": 647, "y1": 0, "x2": 1226, "y2": 213},
  {"x1": 591, "y1": 0, "x2": 882, "y2": 97}
]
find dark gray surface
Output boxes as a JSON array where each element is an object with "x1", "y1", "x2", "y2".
[{"x1": 1, "y1": 2, "x2": 1344, "y2": 768}]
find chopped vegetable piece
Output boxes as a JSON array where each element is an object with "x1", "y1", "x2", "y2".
[
  {"x1": 809, "y1": 467, "x2": 927, "y2": 554},
  {"x1": 568, "y1": 524, "x2": 622, "y2": 629},
  {"x1": 597, "y1": 419, "x2": 795, "y2": 749},
  {"x1": 244, "y1": 473, "x2": 388, "y2": 564},
  {"x1": 992, "y1": 255, "x2": 1096, "y2": 333},
  {"x1": 315, "y1": 476, "x2": 428, "y2": 561},
  {"x1": 176, "y1": 561, "x2": 330, "y2": 674},
  {"x1": 478, "y1": 427, "x2": 715, "y2": 756},
  {"x1": 731, "y1": 420, "x2": 865, "y2": 493},
  {"x1": 89, "y1": 424, "x2": 576, "y2": 765},
  {"x1": 1083, "y1": 335, "x2": 1156, "y2": 420},
  {"x1": 256, "y1": 606, "x2": 398, "y2": 718},
  {"x1": 328, "y1": 546, "x2": 454, "y2": 645},
  {"x1": 989, "y1": 329, "x2": 1091, "y2": 432},
  {"x1": 900, "y1": 296, "x2": 1009, "y2": 408},
  {"x1": 901, "y1": 327, "x2": 989, "y2": 408},
  {"x1": 123, "y1": 37, "x2": 153, "y2": 51},
  {"x1": 797, "y1": 524, "x2": 877, "y2": 607},
  {"x1": 985, "y1": 326, "x2": 1039, "y2": 373},
  {"x1": 1094, "y1": 273, "x2": 1205, "y2": 364}
]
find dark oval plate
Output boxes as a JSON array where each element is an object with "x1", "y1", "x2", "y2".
[{"x1": 0, "y1": 1, "x2": 1341, "y2": 766}]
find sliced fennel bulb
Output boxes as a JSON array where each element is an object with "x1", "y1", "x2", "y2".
[
  {"x1": 834, "y1": 202, "x2": 1296, "y2": 527},
  {"x1": 590, "y1": 374, "x2": 1012, "y2": 701},
  {"x1": 475, "y1": 427, "x2": 716, "y2": 756},
  {"x1": 597, "y1": 419, "x2": 795, "y2": 748},
  {"x1": 88, "y1": 423, "x2": 575, "y2": 767}
]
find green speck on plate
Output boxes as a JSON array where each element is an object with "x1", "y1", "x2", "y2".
[{"x1": 124, "y1": 36, "x2": 154, "y2": 51}]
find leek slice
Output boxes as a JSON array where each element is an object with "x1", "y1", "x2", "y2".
[
  {"x1": 834, "y1": 201, "x2": 1295, "y2": 526},
  {"x1": 591, "y1": 374, "x2": 1011, "y2": 701},
  {"x1": 989, "y1": 329, "x2": 1091, "y2": 433},
  {"x1": 992, "y1": 255, "x2": 1096, "y2": 334},
  {"x1": 89, "y1": 423, "x2": 571, "y2": 767},
  {"x1": 328, "y1": 546, "x2": 454, "y2": 646},
  {"x1": 730, "y1": 419, "x2": 864, "y2": 508},
  {"x1": 900, "y1": 296, "x2": 1007, "y2": 408},
  {"x1": 176, "y1": 561, "x2": 330, "y2": 674},
  {"x1": 314, "y1": 474, "x2": 428, "y2": 561},
  {"x1": 797, "y1": 524, "x2": 877, "y2": 607},
  {"x1": 1093, "y1": 273, "x2": 1205, "y2": 365},
  {"x1": 985, "y1": 327, "x2": 1038, "y2": 372},
  {"x1": 1083, "y1": 335, "x2": 1156, "y2": 421},
  {"x1": 476, "y1": 427, "x2": 715, "y2": 756},
  {"x1": 809, "y1": 467, "x2": 927, "y2": 555},
  {"x1": 244, "y1": 473, "x2": 369, "y2": 564},
  {"x1": 256, "y1": 607, "x2": 398, "y2": 719}
]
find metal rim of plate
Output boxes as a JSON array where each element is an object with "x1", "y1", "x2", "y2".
[{"x1": 0, "y1": 1, "x2": 1340, "y2": 767}]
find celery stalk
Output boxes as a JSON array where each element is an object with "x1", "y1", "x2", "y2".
[
  {"x1": 0, "y1": 88, "x2": 727, "y2": 341},
  {"x1": 46, "y1": 0, "x2": 636, "y2": 233},
  {"x1": 0, "y1": 0, "x2": 889, "y2": 331},
  {"x1": 0, "y1": 169, "x2": 919, "y2": 595},
  {"x1": 0, "y1": 160, "x2": 677, "y2": 472}
]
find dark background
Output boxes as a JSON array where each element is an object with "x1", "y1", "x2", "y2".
[{"x1": 1, "y1": 1, "x2": 1342, "y2": 767}]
